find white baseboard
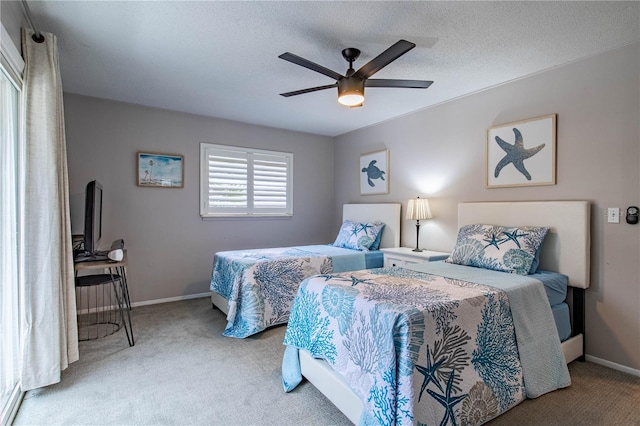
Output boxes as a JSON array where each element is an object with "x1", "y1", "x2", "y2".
[
  {"x1": 131, "y1": 292, "x2": 211, "y2": 308},
  {"x1": 585, "y1": 354, "x2": 640, "y2": 377},
  {"x1": 76, "y1": 292, "x2": 212, "y2": 315}
]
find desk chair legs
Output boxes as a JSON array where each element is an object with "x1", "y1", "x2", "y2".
[{"x1": 118, "y1": 266, "x2": 132, "y2": 311}]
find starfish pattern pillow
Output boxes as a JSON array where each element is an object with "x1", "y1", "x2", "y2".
[
  {"x1": 445, "y1": 224, "x2": 549, "y2": 275},
  {"x1": 332, "y1": 221, "x2": 385, "y2": 251}
]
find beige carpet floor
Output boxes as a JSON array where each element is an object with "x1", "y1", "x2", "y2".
[{"x1": 14, "y1": 297, "x2": 640, "y2": 425}]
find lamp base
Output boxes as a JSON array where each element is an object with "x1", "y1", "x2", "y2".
[{"x1": 413, "y1": 221, "x2": 423, "y2": 253}]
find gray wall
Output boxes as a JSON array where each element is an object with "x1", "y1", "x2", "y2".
[
  {"x1": 1, "y1": 1, "x2": 24, "y2": 49},
  {"x1": 334, "y1": 43, "x2": 640, "y2": 372},
  {"x1": 64, "y1": 95, "x2": 335, "y2": 303}
]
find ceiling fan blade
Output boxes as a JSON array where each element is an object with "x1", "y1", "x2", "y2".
[
  {"x1": 366, "y1": 79, "x2": 433, "y2": 89},
  {"x1": 280, "y1": 84, "x2": 337, "y2": 97},
  {"x1": 354, "y1": 40, "x2": 416, "y2": 80},
  {"x1": 278, "y1": 52, "x2": 344, "y2": 81}
]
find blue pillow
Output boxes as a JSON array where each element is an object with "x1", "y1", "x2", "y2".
[
  {"x1": 369, "y1": 223, "x2": 386, "y2": 251},
  {"x1": 333, "y1": 221, "x2": 385, "y2": 251},
  {"x1": 529, "y1": 242, "x2": 544, "y2": 274},
  {"x1": 445, "y1": 224, "x2": 549, "y2": 275}
]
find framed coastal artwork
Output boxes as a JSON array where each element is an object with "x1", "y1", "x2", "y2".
[
  {"x1": 137, "y1": 151, "x2": 184, "y2": 188},
  {"x1": 360, "y1": 149, "x2": 389, "y2": 195},
  {"x1": 486, "y1": 114, "x2": 556, "y2": 188}
]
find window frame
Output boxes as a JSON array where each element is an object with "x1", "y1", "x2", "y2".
[
  {"x1": 200, "y1": 143, "x2": 293, "y2": 218},
  {"x1": 1, "y1": 22, "x2": 25, "y2": 425}
]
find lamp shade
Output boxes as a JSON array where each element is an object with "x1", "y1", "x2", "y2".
[{"x1": 406, "y1": 197, "x2": 432, "y2": 220}]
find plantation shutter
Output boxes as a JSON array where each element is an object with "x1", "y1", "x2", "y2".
[
  {"x1": 200, "y1": 143, "x2": 293, "y2": 217},
  {"x1": 205, "y1": 147, "x2": 249, "y2": 212},
  {"x1": 253, "y1": 153, "x2": 289, "y2": 209}
]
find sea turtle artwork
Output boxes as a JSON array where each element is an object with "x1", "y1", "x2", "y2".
[
  {"x1": 362, "y1": 160, "x2": 386, "y2": 187},
  {"x1": 494, "y1": 128, "x2": 545, "y2": 180}
]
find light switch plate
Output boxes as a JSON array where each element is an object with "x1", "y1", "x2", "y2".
[{"x1": 607, "y1": 207, "x2": 620, "y2": 223}]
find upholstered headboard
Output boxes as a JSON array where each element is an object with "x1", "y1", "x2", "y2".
[
  {"x1": 343, "y1": 203, "x2": 401, "y2": 249},
  {"x1": 458, "y1": 201, "x2": 590, "y2": 289}
]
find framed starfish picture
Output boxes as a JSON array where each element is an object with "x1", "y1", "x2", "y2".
[
  {"x1": 360, "y1": 149, "x2": 389, "y2": 195},
  {"x1": 486, "y1": 114, "x2": 556, "y2": 188}
]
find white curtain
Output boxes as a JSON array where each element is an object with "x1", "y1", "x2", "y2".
[{"x1": 20, "y1": 28, "x2": 78, "y2": 391}]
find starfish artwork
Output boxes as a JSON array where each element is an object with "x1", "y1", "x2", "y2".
[
  {"x1": 501, "y1": 229, "x2": 529, "y2": 248},
  {"x1": 427, "y1": 370, "x2": 468, "y2": 426},
  {"x1": 494, "y1": 127, "x2": 545, "y2": 180},
  {"x1": 319, "y1": 274, "x2": 374, "y2": 287},
  {"x1": 483, "y1": 233, "x2": 505, "y2": 249},
  {"x1": 357, "y1": 223, "x2": 375, "y2": 234},
  {"x1": 415, "y1": 345, "x2": 444, "y2": 401},
  {"x1": 348, "y1": 275, "x2": 375, "y2": 287}
]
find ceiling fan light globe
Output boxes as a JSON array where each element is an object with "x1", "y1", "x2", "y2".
[{"x1": 338, "y1": 93, "x2": 365, "y2": 106}]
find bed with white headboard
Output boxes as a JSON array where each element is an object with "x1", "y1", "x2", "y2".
[
  {"x1": 288, "y1": 200, "x2": 590, "y2": 424},
  {"x1": 209, "y1": 203, "x2": 401, "y2": 338},
  {"x1": 458, "y1": 201, "x2": 590, "y2": 363}
]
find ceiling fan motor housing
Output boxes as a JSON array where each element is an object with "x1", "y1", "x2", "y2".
[{"x1": 337, "y1": 77, "x2": 365, "y2": 106}]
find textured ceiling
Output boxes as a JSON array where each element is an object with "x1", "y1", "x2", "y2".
[{"x1": 27, "y1": 1, "x2": 640, "y2": 137}]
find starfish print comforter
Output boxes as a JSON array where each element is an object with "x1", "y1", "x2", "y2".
[{"x1": 282, "y1": 262, "x2": 570, "y2": 425}]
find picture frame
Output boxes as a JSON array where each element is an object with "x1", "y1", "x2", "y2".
[
  {"x1": 486, "y1": 114, "x2": 556, "y2": 188},
  {"x1": 360, "y1": 149, "x2": 389, "y2": 195},
  {"x1": 137, "y1": 151, "x2": 184, "y2": 188}
]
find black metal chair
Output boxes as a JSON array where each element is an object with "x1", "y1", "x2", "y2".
[{"x1": 75, "y1": 271, "x2": 134, "y2": 346}]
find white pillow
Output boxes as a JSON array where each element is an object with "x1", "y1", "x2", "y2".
[
  {"x1": 445, "y1": 224, "x2": 548, "y2": 275},
  {"x1": 332, "y1": 220, "x2": 385, "y2": 251}
]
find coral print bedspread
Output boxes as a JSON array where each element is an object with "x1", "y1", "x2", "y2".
[
  {"x1": 211, "y1": 245, "x2": 368, "y2": 338},
  {"x1": 282, "y1": 262, "x2": 570, "y2": 425}
]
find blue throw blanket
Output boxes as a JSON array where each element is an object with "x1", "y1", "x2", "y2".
[
  {"x1": 411, "y1": 262, "x2": 571, "y2": 398},
  {"x1": 282, "y1": 263, "x2": 570, "y2": 425},
  {"x1": 210, "y1": 245, "x2": 367, "y2": 338}
]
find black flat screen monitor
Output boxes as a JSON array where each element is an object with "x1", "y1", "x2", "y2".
[{"x1": 83, "y1": 180, "x2": 103, "y2": 256}]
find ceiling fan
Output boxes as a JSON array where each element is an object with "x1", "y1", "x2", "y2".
[{"x1": 279, "y1": 39, "x2": 433, "y2": 107}]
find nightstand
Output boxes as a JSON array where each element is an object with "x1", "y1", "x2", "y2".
[{"x1": 380, "y1": 247, "x2": 450, "y2": 268}]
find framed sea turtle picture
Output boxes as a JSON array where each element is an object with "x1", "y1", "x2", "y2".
[{"x1": 359, "y1": 149, "x2": 389, "y2": 195}]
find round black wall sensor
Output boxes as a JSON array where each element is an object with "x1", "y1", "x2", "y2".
[{"x1": 626, "y1": 206, "x2": 638, "y2": 224}]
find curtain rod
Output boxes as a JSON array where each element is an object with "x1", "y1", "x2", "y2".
[{"x1": 21, "y1": 0, "x2": 44, "y2": 43}]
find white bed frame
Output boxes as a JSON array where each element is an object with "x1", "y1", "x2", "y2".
[
  {"x1": 299, "y1": 201, "x2": 591, "y2": 424},
  {"x1": 211, "y1": 203, "x2": 401, "y2": 315}
]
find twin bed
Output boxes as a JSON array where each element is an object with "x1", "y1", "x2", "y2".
[
  {"x1": 281, "y1": 201, "x2": 589, "y2": 425},
  {"x1": 209, "y1": 200, "x2": 589, "y2": 424},
  {"x1": 209, "y1": 203, "x2": 401, "y2": 338}
]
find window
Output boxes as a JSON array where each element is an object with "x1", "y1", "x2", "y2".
[
  {"x1": 1, "y1": 24, "x2": 24, "y2": 424},
  {"x1": 200, "y1": 143, "x2": 293, "y2": 217}
]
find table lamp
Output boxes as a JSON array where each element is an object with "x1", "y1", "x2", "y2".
[{"x1": 406, "y1": 197, "x2": 432, "y2": 252}]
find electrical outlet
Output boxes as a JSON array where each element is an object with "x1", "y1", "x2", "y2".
[{"x1": 607, "y1": 207, "x2": 620, "y2": 223}]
